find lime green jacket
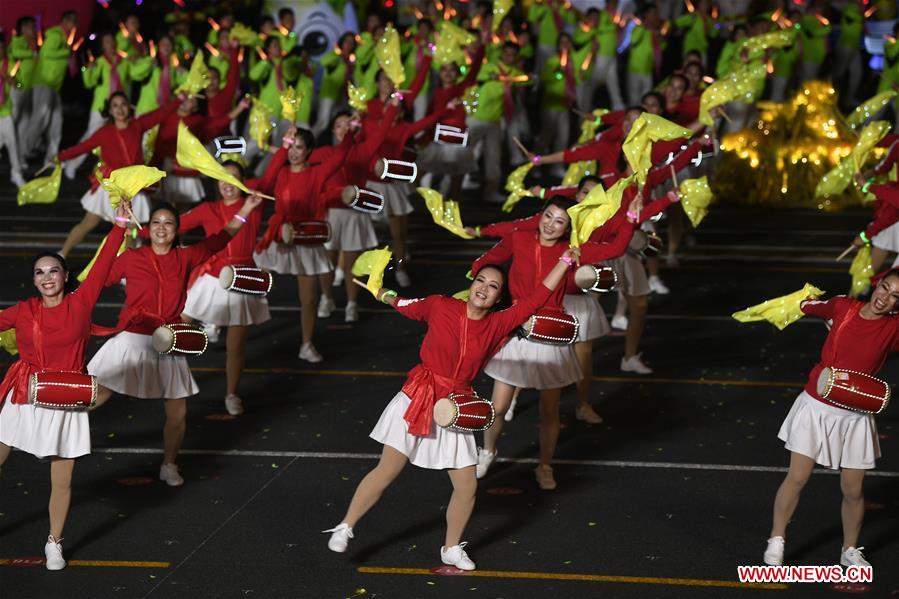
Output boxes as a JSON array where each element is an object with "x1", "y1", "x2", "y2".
[
  {"x1": 132, "y1": 55, "x2": 186, "y2": 114},
  {"x1": 34, "y1": 26, "x2": 71, "y2": 90},
  {"x1": 9, "y1": 35, "x2": 37, "y2": 90},
  {"x1": 628, "y1": 26, "x2": 663, "y2": 76},
  {"x1": 838, "y1": 5, "x2": 863, "y2": 51},
  {"x1": 82, "y1": 55, "x2": 133, "y2": 112},
  {"x1": 799, "y1": 14, "x2": 831, "y2": 65},
  {"x1": 474, "y1": 61, "x2": 524, "y2": 122},
  {"x1": 675, "y1": 12, "x2": 717, "y2": 56},
  {"x1": 529, "y1": 2, "x2": 575, "y2": 48}
]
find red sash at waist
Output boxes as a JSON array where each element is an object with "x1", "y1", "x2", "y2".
[{"x1": 401, "y1": 364, "x2": 471, "y2": 437}]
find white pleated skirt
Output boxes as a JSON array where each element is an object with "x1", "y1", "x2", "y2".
[
  {"x1": 370, "y1": 391, "x2": 477, "y2": 470},
  {"x1": 81, "y1": 187, "x2": 151, "y2": 223},
  {"x1": 872, "y1": 220, "x2": 899, "y2": 253},
  {"x1": 417, "y1": 142, "x2": 477, "y2": 176},
  {"x1": 366, "y1": 179, "x2": 414, "y2": 219},
  {"x1": 87, "y1": 331, "x2": 199, "y2": 399},
  {"x1": 253, "y1": 243, "x2": 333, "y2": 276},
  {"x1": 160, "y1": 174, "x2": 205, "y2": 204},
  {"x1": 484, "y1": 336, "x2": 582, "y2": 390},
  {"x1": 778, "y1": 391, "x2": 881, "y2": 470},
  {"x1": 0, "y1": 391, "x2": 91, "y2": 459},
  {"x1": 563, "y1": 294, "x2": 611, "y2": 342},
  {"x1": 324, "y1": 208, "x2": 378, "y2": 252},
  {"x1": 183, "y1": 273, "x2": 272, "y2": 326}
]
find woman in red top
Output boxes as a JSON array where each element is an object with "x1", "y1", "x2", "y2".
[
  {"x1": 87, "y1": 198, "x2": 261, "y2": 486},
  {"x1": 472, "y1": 196, "x2": 639, "y2": 490},
  {"x1": 763, "y1": 274, "x2": 899, "y2": 569},
  {"x1": 324, "y1": 248, "x2": 580, "y2": 571},
  {"x1": 852, "y1": 180, "x2": 899, "y2": 274},
  {"x1": 180, "y1": 162, "x2": 269, "y2": 416},
  {"x1": 253, "y1": 123, "x2": 354, "y2": 363},
  {"x1": 56, "y1": 92, "x2": 181, "y2": 257},
  {"x1": 0, "y1": 204, "x2": 128, "y2": 571}
]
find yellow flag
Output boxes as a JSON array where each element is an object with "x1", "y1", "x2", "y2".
[
  {"x1": 849, "y1": 246, "x2": 874, "y2": 298},
  {"x1": 176, "y1": 121, "x2": 252, "y2": 194},
  {"x1": 418, "y1": 188, "x2": 474, "y2": 239},
  {"x1": 622, "y1": 113, "x2": 692, "y2": 186},
  {"x1": 576, "y1": 109, "x2": 609, "y2": 144},
  {"x1": 815, "y1": 120, "x2": 890, "y2": 198},
  {"x1": 347, "y1": 82, "x2": 369, "y2": 112},
  {"x1": 561, "y1": 161, "x2": 591, "y2": 186},
  {"x1": 847, "y1": 91, "x2": 897, "y2": 129},
  {"x1": 678, "y1": 176, "x2": 713, "y2": 227},
  {"x1": 17, "y1": 163, "x2": 61, "y2": 206},
  {"x1": 280, "y1": 87, "x2": 300, "y2": 123},
  {"x1": 492, "y1": 0, "x2": 513, "y2": 32},
  {"x1": 433, "y1": 22, "x2": 470, "y2": 67},
  {"x1": 351, "y1": 246, "x2": 393, "y2": 297},
  {"x1": 175, "y1": 50, "x2": 210, "y2": 97},
  {"x1": 567, "y1": 176, "x2": 632, "y2": 247},
  {"x1": 376, "y1": 26, "x2": 405, "y2": 86},
  {"x1": 229, "y1": 22, "x2": 259, "y2": 46},
  {"x1": 248, "y1": 97, "x2": 273, "y2": 150},
  {"x1": 77, "y1": 234, "x2": 127, "y2": 282},
  {"x1": 101, "y1": 165, "x2": 166, "y2": 208},
  {"x1": 731, "y1": 283, "x2": 825, "y2": 330},
  {"x1": 0, "y1": 329, "x2": 17, "y2": 356},
  {"x1": 143, "y1": 124, "x2": 159, "y2": 165},
  {"x1": 699, "y1": 61, "x2": 767, "y2": 126},
  {"x1": 453, "y1": 289, "x2": 471, "y2": 301},
  {"x1": 502, "y1": 162, "x2": 535, "y2": 212},
  {"x1": 741, "y1": 29, "x2": 796, "y2": 54}
]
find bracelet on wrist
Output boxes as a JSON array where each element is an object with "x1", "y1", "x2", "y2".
[
  {"x1": 114, "y1": 216, "x2": 129, "y2": 223},
  {"x1": 233, "y1": 213, "x2": 247, "y2": 224},
  {"x1": 474, "y1": 226, "x2": 481, "y2": 238},
  {"x1": 626, "y1": 210, "x2": 639, "y2": 222},
  {"x1": 861, "y1": 179, "x2": 873, "y2": 195},
  {"x1": 859, "y1": 231, "x2": 870, "y2": 245},
  {"x1": 379, "y1": 289, "x2": 398, "y2": 304},
  {"x1": 131, "y1": 227, "x2": 138, "y2": 240},
  {"x1": 532, "y1": 154, "x2": 541, "y2": 165},
  {"x1": 559, "y1": 255, "x2": 574, "y2": 267},
  {"x1": 539, "y1": 188, "x2": 546, "y2": 199}
]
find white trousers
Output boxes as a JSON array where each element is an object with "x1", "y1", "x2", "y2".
[
  {"x1": 627, "y1": 72, "x2": 652, "y2": 106},
  {"x1": 578, "y1": 54, "x2": 624, "y2": 111},
  {"x1": 0, "y1": 115, "x2": 23, "y2": 176},
  {"x1": 24, "y1": 85, "x2": 63, "y2": 161},
  {"x1": 466, "y1": 116, "x2": 502, "y2": 195}
]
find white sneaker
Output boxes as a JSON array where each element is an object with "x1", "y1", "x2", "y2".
[
  {"x1": 648, "y1": 275, "x2": 670, "y2": 295},
  {"x1": 44, "y1": 535, "x2": 66, "y2": 571},
  {"x1": 323, "y1": 523, "x2": 354, "y2": 553},
  {"x1": 441, "y1": 542, "x2": 476, "y2": 571},
  {"x1": 317, "y1": 296, "x2": 336, "y2": 318},
  {"x1": 475, "y1": 448, "x2": 496, "y2": 479},
  {"x1": 299, "y1": 343, "x2": 323, "y2": 363},
  {"x1": 611, "y1": 315, "x2": 628, "y2": 330},
  {"x1": 203, "y1": 323, "x2": 220, "y2": 344},
  {"x1": 503, "y1": 396, "x2": 517, "y2": 422},
  {"x1": 763, "y1": 536, "x2": 784, "y2": 566},
  {"x1": 159, "y1": 463, "x2": 184, "y2": 487},
  {"x1": 332, "y1": 267, "x2": 345, "y2": 287},
  {"x1": 395, "y1": 269, "x2": 411, "y2": 288},
  {"x1": 224, "y1": 394, "x2": 244, "y2": 416},
  {"x1": 621, "y1": 353, "x2": 653, "y2": 374},
  {"x1": 11, "y1": 171, "x2": 25, "y2": 189},
  {"x1": 840, "y1": 546, "x2": 870, "y2": 567},
  {"x1": 344, "y1": 301, "x2": 359, "y2": 323}
]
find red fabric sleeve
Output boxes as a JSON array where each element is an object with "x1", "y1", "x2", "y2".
[
  {"x1": 0, "y1": 303, "x2": 20, "y2": 330},
  {"x1": 393, "y1": 294, "x2": 437, "y2": 321},
  {"x1": 865, "y1": 184, "x2": 899, "y2": 238},
  {"x1": 563, "y1": 138, "x2": 615, "y2": 164},
  {"x1": 472, "y1": 235, "x2": 515, "y2": 274},
  {"x1": 800, "y1": 297, "x2": 838, "y2": 319},
  {"x1": 580, "y1": 219, "x2": 636, "y2": 262},
  {"x1": 479, "y1": 212, "x2": 541, "y2": 238},
  {"x1": 58, "y1": 127, "x2": 107, "y2": 162},
  {"x1": 135, "y1": 98, "x2": 181, "y2": 132},
  {"x1": 639, "y1": 193, "x2": 675, "y2": 223},
  {"x1": 405, "y1": 54, "x2": 433, "y2": 105},
  {"x1": 490, "y1": 283, "x2": 554, "y2": 333},
  {"x1": 177, "y1": 202, "x2": 211, "y2": 234},
  {"x1": 75, "y1": 225, "x2": 126, "y2": 307}
]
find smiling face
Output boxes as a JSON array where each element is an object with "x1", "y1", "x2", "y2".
[
  {"x1": 868, "y1": 275, "x2": 899, "y2": 316},
  {"x1": 665, "y1": 77, "x2": 686, "y2": 104},
  {"x1": 332, "y1": 115, "x2": 352, "y2": 142},
  {"x1": 287, "y1": 137, "x2": 309, "y2": 165},
  {"x1": 218, "y1": 164, "x2": 242, "y2": 201},
  {"x1": 539, "y1": 204, "x2": 571, "y2": 242},
  {"x1": 33, "y1": 256, "x2": 68, "y2": 300},
  {"x1": 440, "y1": 63, "x2": 460, "y2": 86},
  {"x1": 149, "y1": 208, "x2": 178, "y2": 248},
  {"x1": 468, "y1": 266, "x2": 504, "y2": 310},
  {"x1": 158, "y1": 36, "x2": 173, "y2": 58},
  {"x1": 621, "y1": 108, "x2": 642, "y2": 137},
  {"x1": 102, "y1": 33, "x2": 116, "y2": 55},
  {"x1": 108, "y1": 94, "x2": 132, "y2": 122},
  {"x1": 642, "y1": 93, "x2": 663, "y2": 115},
  {"x1": 576, "y1": 180, "x2": 598, "y2": 202}
]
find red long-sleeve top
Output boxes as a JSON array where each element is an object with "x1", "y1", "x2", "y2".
[
  {"x1": 563, "y1": 137, "x2": 622, "y2": 178},
  {"x1": 207, "y1": 50, "x2": 241, "y2": 120},
  {"x1": 425, "y1": 47, "x2": 485, "y2": 134},
  {"x1": 670, "y1": 94, "x2": 700, "y2": 127},
  {"x1": 257, "y1": 135, "x2": 353, "y2": 251},
  {"x1": 179, "y1": 198, "x2": 264, "y2": 279},
  {"x1": 0, "y1": 226, "x2": 126, "y2": 405},
  {"x1": 152, "y1": 111, "x2": 233, "y2": 174},
  {"x1": 98, "y1": 231, "x2": 232, "y2": 335},
  {"x1": 864, "y1": 183, "x2": 899, "y2": 239},
  {"x1": 471, "y1": 228, "x2": 634, "y2": 309},
  {"x1": 799, "y1": 296, "x2": 899, "y2": 404},
  {"x1": 364, "y1": 54, "x2": 433, "y2": 123},
  {"x1": 394, "y1": 284, "x2": 554, "y2": 436},
  {"x1": 57, "y1": 100, "x2": 180, "y2": 191},
  {"x1": 376, "y1": 104, "x2": 451, "y2": 162}
]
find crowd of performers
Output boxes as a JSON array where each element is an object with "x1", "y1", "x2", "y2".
[{"x1": 1, "y1": 0, "x2": 898, "y2": 576}]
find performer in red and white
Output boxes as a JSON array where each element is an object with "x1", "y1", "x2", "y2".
[
  {"x1": 180, "y1": 162, "x2": 269, "y2": 416},
  {"x1": 0, "y1": 203, "x2": 128, "y2": 571},
  {"x1": 763, "y1": 274, "x2": 899, "y2": 568},
  {"x1": 56, "y1": 92, "x2": 181, "y2": 258},
  {"x1": 88, "y1": 198, "x2": 262, "y2": 486},
  {"x1": 473, "y1": 196, "x2": 640, "y2": 490},
  {"x1": 852, "y1": 179, "x2": 899, "y2": 272},
  {"x1": 324, "y1": 247, "x2": 581, "y2": 571}
]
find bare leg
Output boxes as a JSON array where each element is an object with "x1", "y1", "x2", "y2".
[
  {"x1": 614, "y1": 291, "x2": 627, "y2": 319},
  {"x1": 624, "y1": 294, "x2": 648, "y2": 359},
  {"x1": 537, "y1": 388, "x2": 561, "y2": 467},
  {"x1": 871, "y1": 246, "x2": 890, "y2": 272},
  {"x1": 573, "y1": 341, "x2": 596, "y2": 411},
  {"x1": 0, "y1": 442, "x2": 11, "y2": 466},
  {"x1": 341, "y1": 444, "x2": 408, "y2": 527},
  {"x1": 840, "y1": 468, "x2": 866, "y2": 549},
  {"x1": 646, "y1": 256, "x2": 660, "y2": 277},
  {"x1": 297, "y1": 275, "x2": 318, "y2": 345},
  {"x1": 319, "y1": 259, "x2": 336, "y2": 301},
  {"x1": 89, "y1": 385, "x2": 114, "y2": 411},
  {"x1": 667, "y1": 203, "x2": 686, "y2": 259},
  {"x1": 342, "y1": 250, "x2": 362, "y2": 303},
  {"x1": 770, "y1": 451, "x2": 816, "y2": 538},
  {"x1": 482, "y1": 381, "x2": 515, "y2": 453},
  {"x1": 48, "y1": 458, "x2": 75, "y2": 539},
  {"x1": 162, "y1": 398, "x2": 187, "y2": 465},
  {"x1": 60, "y1": 212, "x2": 103, "y2": 258},
  {"x1": 225, "y1": 325, "x2": 249, "y2": 396},
  {"x1": 445, "y1": 466, "x2": 477, "y2": 547}
]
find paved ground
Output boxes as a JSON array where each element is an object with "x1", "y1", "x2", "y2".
[{"x1": 1, "y1": 168, "x2": 897, "y2": 599}]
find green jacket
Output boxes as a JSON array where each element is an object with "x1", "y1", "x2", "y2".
[
  {"x1": 474, "y1": 61, "x2": 524, "y2": 122},
  {"x1": 116, "y1": 30, "x2": 142, "y2": 58},
  {"x1": 572, "y1": 11, "x2": 617, "y2": 75},
  {"x1": 529, "y1": 2, "x2": 575, "y2": 48},
  {"x1": 320, "y1": 49, "x2": 353, "y2": 101},
  {"x1": 674, "y1": 12, "x2": 717, "y2": 56},
  {"x1": 82, "y1": 55, "x2": 133, "y2": 112},
  {"x1": 628, "y1": 26, "x2": 662, "y2": 76},
  {"x1": 0, "y1": 58, "x2": 14, "y2": 117},
  {"x1": 772, "y1": 42, "x2": 798, "y2": 80},
  {"x1": 132, "y1": 55, "x2": 186, "y2": 114},
  {"x1": 9, "y1": 35, "x2": 37, "y2": 90},
  {"x1": 799, "y1": 14, "x2": 831, "y2": 65},
  {"x1": 34, "y1": 26, "x2": 71, "y2": 90},
  {"x1": 293, "y1": 74, "x2": 314, "y2": 125},
  {"x1": 249, "y1": 56, "x2": 298, "y2": 117},
  {"x1": 837, "y1": 5, "x2": 863, "y2": 50},
  {"x1": 715, "y1": 40, "x2": 740, "y2": 78},
  {"x1": 271, "y1": 28, "x2": 298, "y2": 54},
  {"x1": 879, "y1": 38, "x2": 899, "y2": 92},
  {"x1": 541, "y1": 51, "x2": 584, "y2": 112}
]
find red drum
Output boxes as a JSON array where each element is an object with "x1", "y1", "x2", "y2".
[
  {"x1": 28, "y1": 370, "x2": 97, "y2": 411},
  {"x1": 375, "y1": 158, "x2": 418, "y2": 182},
  {"x1": 521, "y1": 308, "x2": 579, "y2": 345},
  {"x1": 151, "y1": 323, "x2": 208, "y2": 356},
  {"x1": 574, "y1": 264, "x2": 618, "y2": 293},
  {"x1": 280, "y1": 221, "x2": 331, "y2": 245},
  {"x1": 433, "y1": 123, "x2": 469, "y2": 146},
  {"x1": 218, "y1": 266, "x2": 273, "y2": 296},
  {"x1": 816, "y1": 367, "x2": 891, "y2": 414},
  {"x1": 342, "y1": 185, "x2": 385, "y2": 214},
  {"x1": 628, "y1": 230, "x2": 663, "y2": 258},
  {"x1": 433, "y1": 392, "x2": 496, "y2": 432}
]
